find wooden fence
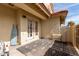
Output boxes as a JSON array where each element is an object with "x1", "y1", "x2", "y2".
[
  {"x1": 61, "y1": 24, "x2": 76, "y2": 46},
  {"x1": 76, "y1": 25, "x2": 79, "y2": 48}
]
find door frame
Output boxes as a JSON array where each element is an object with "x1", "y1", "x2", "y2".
[{"x1": 27, "y1": 20, "x2": 39, "y2": 40}]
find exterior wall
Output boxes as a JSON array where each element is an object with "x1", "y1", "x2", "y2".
[
  {"x1": 60, "y1": 26, "x2": 72, "y2": 42},
  {"x1": 0, "y1": 4, "x2": 62, "y2": 45},
  {"x1": 60, "y1": 25, "x2": 76, "y2": 43},
  {"x1": 41, "y1": 16, "x2": 60, "y2": 39},
  {"x1": 0, "y1": 4, "x2": 41, "y2": 45},
  {"x1": 0, "y1": 5, "x2": 17, "y2": 41},
  {"x1": 17, "y1": 10, "x2": 41, "y2": 45}
]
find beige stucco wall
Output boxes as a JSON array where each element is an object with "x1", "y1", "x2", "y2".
[
  {"x1": 17, "y1": 10, "x2": 41, "y2": 45},
  {"x1": 41, "y1": 16, "x2": 60, "y2": 39},
  {"x1": 0, "y1": 5, "x2": 17, "y2": 41},
  {"x1": 0, "y1": 4, "x2": 41, "y2": 45},
  {"x1": 0, "y1": 4, "x2": 61, "y2": 45},
  {"x1": 60, "y1": 26, "x2": 72, "y2": 42},
  {"x1": 60, "y1": 25, "x2": 76, "y2": 43},
  {"x1": 60, "y1": 25, "x2": 77, "y2": 44}
]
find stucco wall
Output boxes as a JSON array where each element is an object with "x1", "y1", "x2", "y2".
[
  {"x1": 0, "y1": 5, "x2": 17, "y2": 41},
  {"x1": 0, "y1": 4, "x2": 41, "y2": 44},
  {"x1": 41, "y1": 16, "x2": 60, "y2": 39},
  {"x1": 60, "y1": 26, "x2": 71, "y2": 42},
  {"x1": 17, "y1": 10, "x2": 41, "y2": 45},
  {"x1": 0, "y1": 4, "x2": 61, "y2": 45}
]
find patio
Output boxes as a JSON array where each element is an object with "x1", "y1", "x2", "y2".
[
  {"x1": 16, "y1": 39, "x2": 78, "y2": 56},
  {"x1": 17, "y1": 39, "x2": 54, "y2": 56}
]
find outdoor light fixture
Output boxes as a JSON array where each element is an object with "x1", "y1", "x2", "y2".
[
  {"x1": 8, "y1": 3, "x2": 14, "y2": 6},
  {"x1": 22, "y1": 15, "x2": 26, "y2": 18}
]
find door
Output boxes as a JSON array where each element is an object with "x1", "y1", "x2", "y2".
[
  {"x1": 28, "y1": 20, "x2": 33, "y2": 39},
  {"x1": 34, "y1": 21, "x2": 39, "y2": 39},
  {"x1": 10, "y1": 24, "x2": 17, "y2": 46},
  {"x1": 28, "y1": 20, "x2": 39, "y2": 40}
]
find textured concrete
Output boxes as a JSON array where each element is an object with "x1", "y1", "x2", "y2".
[
  {"x1": 10, "y1": 46, "x2": 25, "y2": 56},
  {"x1": 9, "y1": 39, "x2": 78, "y2": 56},
  {"x1": 17, "y1": 39, "x2": 54, "y2": 56}
]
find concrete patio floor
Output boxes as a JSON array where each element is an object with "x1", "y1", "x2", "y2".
[
  {"x1": 9, "y1": 39, "x2": 78, "y2": 56},
  {"x1": 10, "y1": 46, "x2": 25, "y2": 56},
  {"x1": 17, "y1": 39, "x2": 54, "y2": 56}
]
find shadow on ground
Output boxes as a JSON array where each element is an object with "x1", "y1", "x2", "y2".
[
  {"x1": 44, "y1": 41, "x2": 79, "y2": 56},
  {"x1": 44, "y1": 48, "x2": 71, "y2": 56}
]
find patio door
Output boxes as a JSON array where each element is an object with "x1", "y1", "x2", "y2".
[
  {"x1": 34, "y1": 21, "x2": 39, "y2": 39},
  {"x1": 28, "y1": 20, "x2": 33, "y2": 39},
  {"x1": 28, "y1": 20, "x2": 39, "y2": 40}
]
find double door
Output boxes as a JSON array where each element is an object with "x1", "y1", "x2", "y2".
[{"x1": 28, "y1": 20, "x2": 38, "y2": 40}]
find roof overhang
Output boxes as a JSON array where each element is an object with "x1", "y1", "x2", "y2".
[
  {"x1": 52, "y1": 10, "x2": 68, "y2": 24},
  {"x1": 2, "y1": 3, "x2": 52, "y2": 20},
  {"x1": 35, "y1": 3, "x2": 51, "y2": 17},
  {"x1": 13, "y1": 3, "x2": 49, "y2": 20},
  {"x1": 13, "y1": 3, "x2": 46, "y2": 20}
]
